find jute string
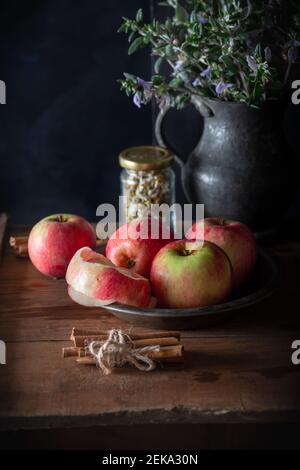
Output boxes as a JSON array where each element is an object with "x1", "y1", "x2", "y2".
[{"x1": 87, "y1": 329, "x2": 160, "y2": 375}]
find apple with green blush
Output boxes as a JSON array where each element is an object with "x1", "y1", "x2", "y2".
[{"x1": 150, "y1": 239, "x2": 233, "y2": 308}]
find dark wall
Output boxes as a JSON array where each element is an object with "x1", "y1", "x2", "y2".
[{"x1": 0, "y1": 0, "x2": 153, "y2": 223}]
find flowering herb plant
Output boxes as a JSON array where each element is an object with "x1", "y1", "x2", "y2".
[{"x1": 119, "y1": 0, "x2": 300, "y2": 109}]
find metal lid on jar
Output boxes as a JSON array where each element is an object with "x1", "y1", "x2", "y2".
[{"x1": 119, "y1": 146, "x2": 173, "y2": 171}]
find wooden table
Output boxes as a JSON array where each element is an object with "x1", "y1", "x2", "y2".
[{"x1": 0, "y1": 226, "x2": 300, "y2": 450}]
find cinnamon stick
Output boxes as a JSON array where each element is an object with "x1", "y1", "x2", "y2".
[
  {"x1": 76, "y1": 357, "x2": 101, "y2": 365},
  {"x1": 15, "y1": 243, "x2": 28, "y2": 257},
  {"x1": 9, "y1": 235, "x2": 29, "y2": 258},
  {"x1": 73, "y1": 335, "x2": 111, "y2": 347},
  {"x1": 9, "y1": 236, "x2": 28, "y2": 247},
  {"x1": 133, "y1": 337, "x2": 179, "y2": 348},
  {"x1": 63, "y1": 337, "x2": 180, "y2": 358},
  {"x1": 71, "y1": 328, "x2": 181, "y2": 345},
  {"x1": 73, "y1": 334, "x2": 181, "y2": 348},
  {"x1": 76, "y1": 344, "x2": 184, "y2": 365},
  {"x1": 70, "y1": 327, "x2": 102, "y2": 340},
  {"x1": 151, "y1": 344, "x2": 184, "y2": 363},
  {"x1": 62, "y1": 347, "x2": 80, "y2": 358}
]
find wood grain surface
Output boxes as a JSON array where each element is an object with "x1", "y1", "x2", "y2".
[{"x1": 0, "y1": 227, "x2": 299, "y2": 437}]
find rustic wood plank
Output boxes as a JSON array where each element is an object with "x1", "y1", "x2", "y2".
[{"x1": 0, "y1": 336, "x2": 299, "y2": 430}]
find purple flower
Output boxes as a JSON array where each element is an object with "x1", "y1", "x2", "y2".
[
  {"x1": 246, "y1": 55, "x2": 258, "y2": 72},
  {"x1": 200, "y1": 66, "x2": 212, "y2": 78},
  {"x1": 192, "y1": 77, "x2": 202, "y2": 87},
  {"x1": 134, "y1": 78, "x2": 153, "y2": 106},
  {"x1": 133, "y1": 92, "x2": 142, "y2": 108},
  {"x1": 215, "y1": 80, "x2": 233, "y2": 95},
  {"x1": 285, "y1": 40, "x2": 300, "y2": 63},
  {"x1": 192, "y1": 67, "x2": 211, "y2": 87},
  {"x1": 197, "y1": 13, "x2": 208, "y2": 25},
  {"x1": 174, "y1": 60, "x2": 184, "y2": 73},
  {"x1": 288, "y1": 46, "x2": 298, "y2": 63},
  {"x1": 137, "y1": 78, "x2": 151, "y2": 92},
  {"x1": 286, "y1": 39, "x2": 300, "y2": 48},
  {"x1": 264, "y1": 47, "x2": 272, "y2": 62}
]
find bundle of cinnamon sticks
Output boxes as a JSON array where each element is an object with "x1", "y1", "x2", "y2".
[
  {"x1": 9, "y1": 235, "x2": 29, "y2": 257},
  {"x1": 63, "y1": 327, "x2": 184, "y2": 366}
]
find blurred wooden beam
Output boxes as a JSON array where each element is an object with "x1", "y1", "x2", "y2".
[{"x1": 0, "y1": 213, "x2": 8, "y2": 261}]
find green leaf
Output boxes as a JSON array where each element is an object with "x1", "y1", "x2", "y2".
[
  {"x1": 118, "y1": 23, "x2": 127, "y2": 33},
  {"x1": 175, "y1": 93, "x2": 190, "y2": 109},
  {"x1": 190, "y1": 10, "x2": 197, "y2": 22},
  {"x1": 165, "y1": 44, "x2": 174, "y2": 56},
  {"x1": 221, "y1": 55, "x2": 236, "y2": 69},
  {"x1": 154, "y1": 56, "x2": 164, "y2": 73},
  {"x1": 175, "y1": 4, "x2": 189, "y2": 23},
  {"x1": 165, "y1": 18, "x2": 173, "y2": 30},
  {"x1": 128, "y1": 31, "x2": 135, "y2": 43},
  {"x1": 162, "y1": 0, "x2": 177, "y2": 7},
  {"x1": 123, "y1": 72, "x2": 138, "y2": 83},
  {"x1": 136, "y1": 8, "x2": 143, "y2": 23},
  {"x1": 128, "y1": 37, "x2": 145, "y2": 55},
  {"x1": 169, "y1": 77, "x2": 183, "y2": 88},
  {"x1": 255, "y1": 43, "x2": 262, "y2": 58},
  {"x1": 152, "y1": 75, "x2": 164, "y2": 86}
]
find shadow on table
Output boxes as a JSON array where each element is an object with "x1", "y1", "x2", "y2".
[{"x1": 0, "y1": 423, "x2": 300, "y2": 450}]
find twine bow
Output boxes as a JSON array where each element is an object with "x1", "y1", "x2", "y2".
[{"x1": 87, "y1": 329, "x2": 160, "y2": 375}]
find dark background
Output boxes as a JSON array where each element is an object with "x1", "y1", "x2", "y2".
[
  {"x1": 0, "y1": 0, "x2": 299, "y2": 224},
  {"x1": 0, "y1": 0, "x2": 154, "y2": 223}
]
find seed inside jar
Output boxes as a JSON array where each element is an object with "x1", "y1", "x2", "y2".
[{"x1": 124, "y1": 170, "x2": 171, "y2": 221}]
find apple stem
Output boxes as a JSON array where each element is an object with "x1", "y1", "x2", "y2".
[
  {"x1": 127, "y1": 259, "x2": 135, "y2": 269},
  {"x1": 182, "y1": 249, "x2": 195, "y2": 256}
]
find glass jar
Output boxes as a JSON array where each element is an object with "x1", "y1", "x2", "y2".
[{"x1": 119, "y1": 146, "x2": 175, "y2": 223}]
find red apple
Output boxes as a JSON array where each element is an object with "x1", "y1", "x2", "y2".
[
  {"x1": 28, "y1": 214, "x2": 96, "y2": 278},
  {"x1": 150, "y1": 240, "x2": 232, "y2": 308},
  {"x1": 106, "y1": 217, "x2": 174, "y2": 278},
  {"x1": 66, "y1": 247, "x2": 153, "y2": 308},
  {"x1": 187, "y1": 218, "x2": 256, "y2": 288}
]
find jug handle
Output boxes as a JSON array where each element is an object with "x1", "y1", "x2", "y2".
[{"x1": 155, "y1": 95, "x2": 214, "y2": 203}]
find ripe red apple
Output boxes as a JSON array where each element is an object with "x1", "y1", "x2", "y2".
[
  {"x1": 66, "y1": 247, "x2": 153, "y2": 308},
  {"x1": 150, "y1": 240, "x2": 232, "y2": 308},
  {"x1": 28, "y1": 214, "x2": 96, "y2": 278},
  {"x1": 106, "y1": 217, "x2": 174, "y2": 278},
  {"x1": 187, "y1": 218, "x2": 256, "y2": 288}
]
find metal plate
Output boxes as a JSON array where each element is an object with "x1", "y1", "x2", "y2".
[{"x1": 104, "y1": 247, "x2": 280, "y2": 330}]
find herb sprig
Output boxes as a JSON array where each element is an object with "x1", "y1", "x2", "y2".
[{"x1": 119, "y1": 0, "x2": 300, "y2": 109}]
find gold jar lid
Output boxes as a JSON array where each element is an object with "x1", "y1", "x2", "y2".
[{"x1": 119, "y1": 146, "x2": 173, "y2": 171}]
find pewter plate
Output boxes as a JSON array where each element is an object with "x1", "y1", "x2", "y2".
[{"x1": 103, "y1": 247, "x2": 280, "y2": 330}]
